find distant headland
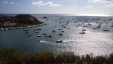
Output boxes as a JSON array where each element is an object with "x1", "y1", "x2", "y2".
[{"x1": 0, "y1": 14, "x2": 43, "y2": 28}]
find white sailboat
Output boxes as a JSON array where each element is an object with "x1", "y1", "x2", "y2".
[
  {"x1": 97, "y1": 23, "x2": 101, "y2": 28},
  {"x1": 79, "y1": 27, "x2": 86, "y2": 34},
  {"x1": 103, "y1": 24, "x2": 109, "y2": 32}
]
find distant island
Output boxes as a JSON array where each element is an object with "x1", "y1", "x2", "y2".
[{"x1": 0, "y1": 14, "x2": 43, "y2": 28}]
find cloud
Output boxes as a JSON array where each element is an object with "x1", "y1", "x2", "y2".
[
  {"x1": 88, "y1": 0, "x2": 113, "y2": 7},
  {"x1": 3, "y1": 1, "x2": 15, "y2": 5},
  {"x1": 3, "y1": 1, "x2": 8, "y2": 4},
  {"x1": 32, "y1": 1, "x2": 63, "y2": 7},
  {"x1": 105, "y1": 4, "x2": 113, "y2": 7},
  {"x1": 88, "y1": 0, "x2": 113, "y2": 4},
  {"x1": 87, "y1": 5, "x2": 93, "y2": 8},
  {"x1": 10, "y1": 2, "x2": 15, "y2": 5}
]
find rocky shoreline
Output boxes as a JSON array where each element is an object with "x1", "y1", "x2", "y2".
[{"x1": 0, "y1": 14, "x2": 42, "y2": 31}]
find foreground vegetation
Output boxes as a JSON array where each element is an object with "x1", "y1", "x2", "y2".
[{"x1": 0, "y1": 48, "x2": 113, "y2": 64}]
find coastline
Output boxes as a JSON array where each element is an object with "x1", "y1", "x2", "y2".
[{"x1": 0, "y1": 14, "x2": 43, "y2": 31}]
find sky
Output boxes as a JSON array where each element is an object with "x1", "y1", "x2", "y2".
[{"x1": 0, "y1": 0, "x2": 113, "y2": 16}]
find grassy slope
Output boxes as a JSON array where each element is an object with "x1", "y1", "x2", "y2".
[{"x1": 0, "y1": 48, "x2": 113, "y2": 64}]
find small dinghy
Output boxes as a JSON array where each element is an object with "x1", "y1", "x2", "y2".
[
  {"x1": 79, "y1": 31, "x2": 86, "y2": 34},
  {"x1": 103, "y1": 29, "x2": 109, "y2": 32},
  {"x1": 56, "y1": 40, "x2": 63, "y2": 43},
  {"x1": 52, "y1": 30, "x2": 56, "y2": 32},
  {"x1": 24, "y1": 29, "x2": 28, "y2": 31},
  {"x1": 36, "y1": 35, "x2": 41, "y2": 37},
  {"x1": 82, "y1": 29, "x2": 86, "y2": 31},
  {"x1": 59, "y1": 33, "x2": 63, "y2": 36}
]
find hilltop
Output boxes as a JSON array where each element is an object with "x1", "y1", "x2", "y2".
[{"x1": 0, "y1": 14, "x2": 42, "y2": 28}]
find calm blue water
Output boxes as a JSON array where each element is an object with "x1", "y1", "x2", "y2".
[{"x1": 0, "y1": 14, "x2": 113, "y2": 56}]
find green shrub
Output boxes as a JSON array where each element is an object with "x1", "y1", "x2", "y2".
[{"x1": 0, "y1": 48, "x2": 113, "y2": 64}]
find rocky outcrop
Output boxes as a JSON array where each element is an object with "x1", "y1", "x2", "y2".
[
  {"x1": 15, "y1": 14, "x2": 42, "y2": 25},
  {"x1": 0, "y1": 14, "x2": 42, "y2": 28}
]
